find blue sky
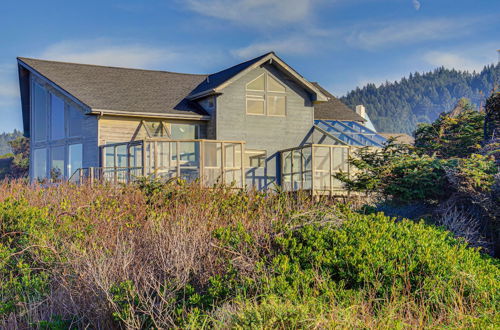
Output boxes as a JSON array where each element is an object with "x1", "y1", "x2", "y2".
[{"x1": 1, "y1": 0, "x2": 499, "y2": 133}]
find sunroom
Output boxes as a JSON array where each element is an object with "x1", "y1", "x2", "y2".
[{"x1": 71, "y1": 139, "x2": 246, "y2": 187}]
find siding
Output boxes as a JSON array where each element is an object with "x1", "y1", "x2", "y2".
[
  {"x1": 215, "y1": 63, "x2": 314, "y2": 189},
  {"x1": 98, "y1": 116, "x2": 207, "y2": 145}
]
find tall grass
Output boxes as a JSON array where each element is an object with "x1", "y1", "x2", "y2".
[{"x1": 0, "y1": 180, "x2": 498, "y2": 329}]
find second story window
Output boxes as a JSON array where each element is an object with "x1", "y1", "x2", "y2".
[
  {"x1": 50, "y1": 93, "x2": 65, "y2": 140},
  {"x1": 246, "y1": 73, "x2": 286, "y2": 116}
]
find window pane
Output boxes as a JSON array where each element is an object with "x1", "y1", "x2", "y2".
[
  {"x1": 268, "y1": 75, "x2": 285, "y2": 92},
  {"x1": 246, "y1": 74, "x2": 265, "y2": 91},
  {"x1": 204, "y1": 142, "x2": 222, "y2": 167},
  {"x1": 314, "y1": 147, "x2": 330, "y2": 171},
  {"x1": 33, "y1": 148, "x2": 47, "y2": 179},
  {"x1": 68, "y1": 144, "x2": 83, "y2": 177},
  {"x1": 171, "y1": 124, "x2": 197, "y2": 139},
  {"x1": 68, "y1": 105, "x2": 83, "y2": 137},
  {"x1": 50, "y1": 93, "x2": 65, "y2": 140},
  {"x1": 51, "y1": 146, "x2": 65, "y2": 179},
  {"x1": 33, "y1": 83, "x2": 47, "y2": 142},
  {"x1": 104, "y1": 146, "x2": 115, "y2": 167},
  {"x1": 247, "y1": 99, "x2": 265, "y2": 115},
  {"x1": 267, "y1": 95, "x2": 285, "y2": 116},
  {"x1": 116, "y1": 145, "x2": 127, "y2": 167}
]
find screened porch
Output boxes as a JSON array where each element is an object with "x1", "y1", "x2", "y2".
[
  {"x1": 281, "y1": 144, "x2": 353, "y2": 196},
  {"x1": 71, "y1": 139, "x2": 245, "y2": 187}
]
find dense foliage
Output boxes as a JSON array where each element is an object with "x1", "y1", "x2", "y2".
[
  {"x1": 0, "y1": 130, "x2": 23, "y2": 155},
  {"x1": 0, "y1": 136, "x2": 29, "y2": 180},
  {"x1": 337, "y1": 98, "x2": 499, "y2": 255},
  {"x1": 342, "y1": 64, "x2": 500, "y2": 134},
  {"x1": 336, "y1": 143, "x2": 496, "y2": 205},
  {"x1": 414, "y1": 102, "x2": 485, "y2": 158},
  {"x1": 484, "y1": 91, "x2": 500, "y2": 141},
  {"x1": 0, "y1": 181, "x2": 498, "y2": 329}
]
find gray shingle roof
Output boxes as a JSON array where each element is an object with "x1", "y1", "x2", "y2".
[
  {"x1": 18, "y1": 57, "x2": 210, "y2": 116},
  {"x1": 18, "y1": 56, "x2": 360, "y2": 122},
  {"x1": 311, "y1": 82, "x2": 366, "y2": 122},
  {"x1": 189, "y1": 52, "x2": 272, "y2": 97}
]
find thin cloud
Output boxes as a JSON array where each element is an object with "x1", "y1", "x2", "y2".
[
  {"x1": 184, "y1": 0, "x2": 319, "y2": 27},
  {"x1": 412, "y1": 0, "x2": 421, "y2": 11},
  {"x1": 232, "y1": 37, "x2": 315, "y2": 59},
  {"x1": 346, "y1": 17, "x2": 479, "y2": 50},
  {"x1": 422, "y1": 48, "x2": 498, "y2": 72},
  {"x1": 39, "y1": 40, "x2": 179, "y2": 69}
]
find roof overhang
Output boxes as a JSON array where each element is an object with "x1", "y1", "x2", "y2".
[
  {"x1": 187, "y1": 53, "x2": 329, "y2": 102},
  {"x1": 90, "y1": 109, "x2": 210, "y2": 121}
]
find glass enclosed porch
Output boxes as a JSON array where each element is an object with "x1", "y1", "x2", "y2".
[
  {"x1": 72, "y1": 139, "x2": 245, "y2": 187},
  {"x1": 281, "y1": 144, "x2": 352, "y2": 195}
]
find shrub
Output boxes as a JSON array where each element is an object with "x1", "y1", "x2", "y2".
[
  {"x1": 0, "y1": 181, "x2": 498, "y2": 328},
  {"x1": 414, "y1": 104, "x2": 484, "y2": 158}
]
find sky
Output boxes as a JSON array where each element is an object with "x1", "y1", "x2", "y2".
[{"x1": 1, "y1": 0, "x2": 499, "y2": 133}]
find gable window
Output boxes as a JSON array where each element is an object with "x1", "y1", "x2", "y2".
[
  {"x1": 50, "y1": 93, "x2": 65, "y2": 140},
  {"x1": 68, "y1": 105, "x2": 83, "y2": 137},
  {"x1": 246, "y1": 73, "x2": 286, "y2": 116},
  {"x1": 33, "y1": 82, "x2": 48, "y2": 142}
]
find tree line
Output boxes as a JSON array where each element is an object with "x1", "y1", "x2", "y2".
[{"x1": 341, "y1": 63, "x2": 500, "y2": 134}]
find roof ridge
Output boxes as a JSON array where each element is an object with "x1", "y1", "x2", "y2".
[
  {"x1": 17, "y1": 57, "x2": 209, "y2": 77},
  {"x1": 207, "y1": 52, "x2": 274, "y2": 77}
]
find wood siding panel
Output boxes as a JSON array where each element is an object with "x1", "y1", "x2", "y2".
[{"x1": 98, "y1": 116, "x2": 207, "y2": 146}]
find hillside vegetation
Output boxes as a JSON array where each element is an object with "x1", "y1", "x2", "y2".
[
  {"x1": 0, "y1": 180, "x2": 498, "y2": 329},
  {"x1": 342, "y1": 64, "x2": 500, "y2": 134},
  {"x1": 0, "y1": 130, "x2": 23, "y2": 155}
]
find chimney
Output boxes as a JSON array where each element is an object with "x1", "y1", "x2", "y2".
[{"x1": 356, "y1": 105, "x2": 366, "y2": 119}]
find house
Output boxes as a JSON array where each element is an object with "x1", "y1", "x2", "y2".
[{"x1": 18, "y1": 52, "x2": 387, "y2": 194}]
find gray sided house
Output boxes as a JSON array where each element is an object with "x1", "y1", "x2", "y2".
[{"x1": 18, "y1": 52, "x2": 387, "y2": 195}]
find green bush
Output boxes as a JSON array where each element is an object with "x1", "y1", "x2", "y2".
[{"x1": 207, "y1": 210, "x2": 500, "y2": 328}]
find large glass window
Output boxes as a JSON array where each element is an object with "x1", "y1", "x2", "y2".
[
  {"x1": 171, "y1": 124, "x2": 198, "y2": 139},
  {"x1": 50, "y1": 93, "x2": 65, "y2": 140},
  {"x1": 33, "y1": 148, "x2": 47, "y2": 179},
  {"x1": 68, "y1": 144, "x2": 83, "y2": 177},
  {"x1": 51, "y1": 146, "x2": 65, "y2": 179},
  {"x1": 33, "y1": 82, "x2": 48, "y2": 142},
  {"x1": 246, "y1": 73, "x2": 286, "y2": 116},
  {"x1": 68, "y1": 105, "x2": 83, "y2": 137}
]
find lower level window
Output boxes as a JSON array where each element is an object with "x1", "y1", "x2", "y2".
[
  {"x1": 51, "y1": 146, "x2": 65, "y2": 179},
  {"x1": 171, "y1": 123, "x2": 199, "y2": 139},
  {"x1": 33, "y1": 148, "x2": 47, "y2": 179},
  {"x1": 68, "y1": 144, "x2": 83, "y2": 177}
]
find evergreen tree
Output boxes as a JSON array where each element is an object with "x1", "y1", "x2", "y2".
[{"x1": 342, "y1": 64, "x2": 500, "y2": 134}]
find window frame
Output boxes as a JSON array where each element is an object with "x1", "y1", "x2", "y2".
[{"x1": 245, "y1": 73, "x2": 287, "y2": 117}]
